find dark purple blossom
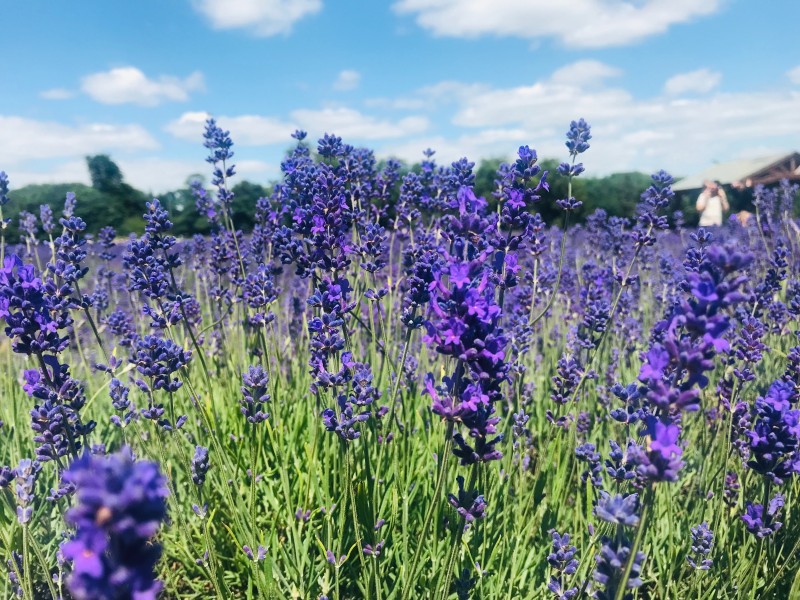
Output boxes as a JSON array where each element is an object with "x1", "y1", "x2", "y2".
[
  {"x1": 61, "y1": 448, "x2": 168, "y2": 600},
  {"x1": 593, "y1": 536, "x2": 645, "y2": 600},
  {"x1": 741, "y1": 495, "x2": 784, "y2": 538},
  {"x1": 687, "y1": 522, "x2": 714, "y2": 570},
  {"x1": 448, "y1": 475, "x2": 487, "y2": 528},
  {"x1": 241, "y1": 365, "x2": 271, "y2": 424}
]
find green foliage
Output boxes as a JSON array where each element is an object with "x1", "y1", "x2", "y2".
[
  {"x1": 6, "y1": 183, "x2": 112, "y2": 241},
  {"x1": 87, "y1": 155, "x2": 124, "y2": 195},
  {"x1": 231, "y1": 181, "x2": 270, "y2": 230}
]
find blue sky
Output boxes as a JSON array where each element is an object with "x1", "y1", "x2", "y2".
[{"x1": 1, "y1": 0, "x2": 798, "y2": 193}]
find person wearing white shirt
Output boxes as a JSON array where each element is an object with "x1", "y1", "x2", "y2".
[{"x1": 696, "y1": 180, "x2": 729, "y2": 227}]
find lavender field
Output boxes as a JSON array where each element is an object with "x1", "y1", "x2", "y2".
[{"x1": 1, "y1": 118, "x2": 799, "y2": 600}]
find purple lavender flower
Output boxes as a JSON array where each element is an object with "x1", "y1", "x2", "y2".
[
  {"x1": 0, "y1": 255, "x2": 71, "y2": 356},
  {"x1": 63, "y1": 192, "x2": 76, "y2": 219},
  {"x1": 108, "y1": 377, "x2": 136, "y2": 428},
  {"x1": 551, "y1": 354, "x2": 583, "y2": 405},
  {"x1": 204, "y1": 118, "x2": 236, "y2": 217},
  {"x1": 191, "y1": 446, "x2": 210, "y2": 486},
  {"x1": 362, "y1": 540, "x2": 385, "y2": 558},
  {"x1": 687, "y1": 522, "x2": 714, "y2": 570},
  {"x1": 243, "y1": 264, "x2": 279, "y2": 326},
  {"x1": 6, "y1": 551, "x2": 23, "y2": 597},
  {"x1": 548, "y1": 531, "x2": 579, "y2": 576},
  {"x1": 605, "y1": 440, "x2": 638, "y2": 485},
  {"x1": 454, "y1": 567, "x2": 478, "y2": 600},
  {"x1": 741, "y1": 495, "x2": 784, "y2": 538},
  {"x1": 241, "y1": 365, "x2": 271, "y2": 424},
  {"x1": 243, "y1": 545, "x2": 267, "y2": 562},
  {"x1": 744, "y1": 380, "x2": 800, "y2": 484},
  {"x1": 40, "y1": 204, "x2": 55, "y2": 236},
  {"x1": 131, "y1": 335, "x2": 191, "y2": 394},
  {"x1": 18, "y1": 211, "x2": 38, "y2": 245},
  {"x1": 593, "y1": 536, "x2": 645, "y2": 600},
  {"x1": 575, "y1": 443, "x2": 603, "y2": 489},
  {"x1": 594, "y1": 492, "x2": 639, "y2": 528},
  {"x1": 11, "y1": 458, "x2": 40, "y2": 524},
  {"x1": 61, "y1": 448, "x2": 168, "y2": 600},
  {"x1": 448, "y1": 475, "x2": 487, "y2": 528}
]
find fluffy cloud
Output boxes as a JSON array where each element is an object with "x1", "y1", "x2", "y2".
[
  {"x1": 81, "y1": 67, "x2": 205, "y2": 106},
  {"x1": 40, "y1": 88, "x2": 75, "y2": 100},
  {"x1": 166, "y1": 107, "x2": 429, "y2": 145},
  {"x1": 365, "y1": 81, "x2": 492, "y2": 111},
  {"x1": 333, "y1": 70, "x2": 361, "y2": 91},
  {"x1": 664, "y1": 68, "x2": 722, "y2": 95},
  {"x1": 378, "y1": 61, "x2": 800, "y2": 177},
  {"x1": 788, "y1": 65, "x2": 800, "y2": 85},
  {"x1": 193, "y1": 0, "x2": 322, "y2": 36},
  {"x1": 0, "y1": 116, "x2": 158, "y2": 166},
  {"x1": 165, "y1": 111, "x2": 297, "y2": 145},
  {"x1": 550, "y1": 60, "x2": 622, "y2": 86},
  {"x1": 393, "y1": 0, "x2": 722, "y2": 48},
  {"x1": 6, "y1": 160, "x2": 91, "y2": 188},
  {"x1": 380, "y1": 128, "x2": 532, "y2": 166},
  {"x1": 291, "y1": 107, "x2": 428, "y2": 140}
]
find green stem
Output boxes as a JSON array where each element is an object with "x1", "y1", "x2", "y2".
[
  {"x1": 614, "y1": 488, "x2": 652, "y2": 600},
  {"x1": 22, "y1": 524, "x2": 34, "y2": 600},
  {"x1": 402, "y1": 421, "x2": 455, "y2": 600},
  {"x1": 529, "y1": 211, "x2": 569, "y2": 328},
  {"x1": 28, "y1": 534, "x2": 59, "y2": 600},
  {"x1": 437, "y1": 465, "x2": 478, "y2": 600}
]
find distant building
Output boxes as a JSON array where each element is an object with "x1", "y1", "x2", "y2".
[{"x1": 673, "y1": 152, "x2": 800, "y2": 193}]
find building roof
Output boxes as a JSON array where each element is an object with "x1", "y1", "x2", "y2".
[{"x1": 673, "y1": 152, "x2": 800, "y2": 191}]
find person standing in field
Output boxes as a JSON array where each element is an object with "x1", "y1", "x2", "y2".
[{"x1": 696, "y1": 180, "x2": 729, "y2": 226}]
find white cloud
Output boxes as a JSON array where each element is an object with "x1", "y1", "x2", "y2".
[
  {"x1": 6, "y1": 160, "x2": 91, "y2": 189},
  {"x1": 193, "y1": 0, "x2": 322, "y2": 36},
  {"x1": 788, "y1": 65, "x2": 800, "y2": 85},
  {"x1": 365, "y1": 81, "x2": 491, "y2": 111},
  {"x1": 40, "y1": 88, "x2": 75, "y2": 100},
  {"x1": 393, "y1": 0, "x2": 722, "y2": 48},
  {"x1": 425, "y1": 62, "x2": 800, "y2": 177},
  {"x1": 166, "y1": 107, "x2": 429, "y2": 145},
  {"x1": 381, "y1": 128, "x2": 531, "y2": 166},
  {"x1": 0, "y1": 116, "x2": 159, "y2": 166},
  {"x1": 81, "y1": 67, "x2": 205, "y2": 106},
  {"x1": 333, "y1": 69, "x2": 361, "y2": 91},
  {"x1": 550, "y1": 60, "x2": 622, "y2": 86},
  {"x1": 291, "y1": 107, "x2": 429, "y2": 140},
  {"x1": 165, "y1": 111, "x2": 297, "y2": 146},
  {"x1": 664, "y1": 68, "x2": 721, "y2": 95}
]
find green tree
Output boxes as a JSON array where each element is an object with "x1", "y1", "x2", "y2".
[
  {"x1": 87, "y1": 155, "x2": 124, "y2": 194},
  {"x1": 231, "y1": 181, "x2": 270, "y2": 230},
  {"x1": 585, "y1": 172, "x2": 651, "y2": 218},
  {"x1": 85, "y1": 155, "x2": 148, "y2": 225},
  {"x1": 6, "y1": 183, "x2": 120, "y2": 240},
  {"x1": 474, "y1": 157, "x2": 504, "y2": 212}
]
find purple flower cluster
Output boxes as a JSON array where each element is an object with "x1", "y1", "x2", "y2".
[
  {"x1": 61, "y1": 448, "x2": 168, "y2": 600},
  {"x1": 241, "y1": 364, "x2": 271, "y2": 424},
  {"x1": 686, "y1": 522, "x2": 714, "y2": 570},
  {"x1": 547, "y1": 530, "x2": 579, "y2": 599},
  {"x1": 743, "y1": 379, "x2": 800, "y2": 484},
  {"x1": 424, "y1": 260, "x2": 508, "y2": 465},
  {"x1": 634, "y1": 244, "x2": 752, "y2": 482},
  {"x1": 742, "y1": 494, "x2": 785, "y2": 538}
]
